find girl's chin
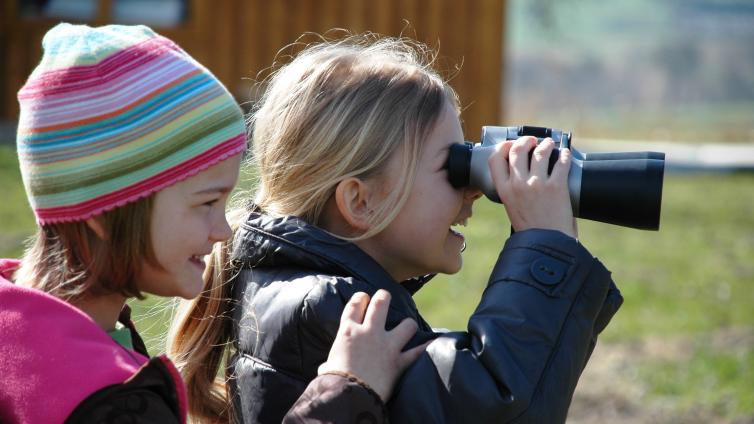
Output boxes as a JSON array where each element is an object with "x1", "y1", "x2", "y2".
[
  {"x1": 437, "y1": 255, "x2": 463, "y2": 276},
  {"x1": 446, "y1": 260, "x2": 463, "y2": 275},
  {"x1": 181, "y1": 278, "x2": 205, "y2": 299}
]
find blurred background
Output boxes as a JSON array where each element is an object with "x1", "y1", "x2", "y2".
[{"x1": 1, "y1": 1, "x2": 752, "y2": 422}]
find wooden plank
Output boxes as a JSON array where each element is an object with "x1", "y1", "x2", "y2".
[
  {"x1": 0, "y1": 0, "x2": 12, "y2": 119},
  {"x1": 422, "y1": 0, "x2": 443, "y2": 50},
  {"x1": 397, "y1": 0, "x2": 419, "y2": 38},
  {"x1": 1, "y1": 0, "x2": 506, "y2": 127},
  {"x1": 346, "y1": 0, "x2": 367, "y2": 33},
  {"x1": 370, "y1": 0, "x2": 394, "y2": 35},
  {"x1": 498, "y1": 0, "x2": 508, "y2": 122},
  {"x1": 6, "y1": 26, "x2": 47, "y2": 120},
  {"x1": 95, "y1": 0, "x2": 112, "y2": 24},
  {"x1": 317, "y1": 0, "x2": 342, "y2": 35},
  {"x1": 268, "y1": 0, "x2": 287, "y2": 60},
  {"x1": 473, "y1": 0, "x2": 504, "y2": 129},
  {"x1": 240, "y1": 0, "x2": 270, "y2": 85},
  {"x1": 215, "y1": 0, "x2": 239, "y2": 94},
  {"x1": 291, "y1": 0, "x2": 316, "y2": 37}
]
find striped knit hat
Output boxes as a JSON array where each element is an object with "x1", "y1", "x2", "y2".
[{"x1": 17, "y1": 23, "x2": 247, "y2": 225}]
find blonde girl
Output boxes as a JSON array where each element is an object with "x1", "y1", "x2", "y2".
[
  {"x1": 0, "y1": 24, "x2": 422, "y2": 424},
  {"x1": 170, "y1": 33, "x2": 623, "y2": 423}
]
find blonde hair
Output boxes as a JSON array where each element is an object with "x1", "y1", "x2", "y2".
[
  {"x1": 252, "y1": 32, "x2": 458, "y2": 238},
  {"x1": 167, "y1": 32, "x2": 459, "y2": 423},
  {"x1": 14, "y1": 195, "x2": 157, "y2": 301}
]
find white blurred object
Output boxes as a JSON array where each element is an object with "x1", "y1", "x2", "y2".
[
  {"x1": 44, "y1": 0, "x2": 97, "y2": 20},
  {"x1": 113, "y1": 0, "x2": 186, "y2": 27},
  {"x1": 579, "y1": 138, "x2": 754, "y2": 172},
  {"x1": 42, "y1": 0, "x2": 186, "y2": 27}
]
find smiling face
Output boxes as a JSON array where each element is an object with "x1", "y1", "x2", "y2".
[
  {"x1": 356, "y1": 101, "x2": 481, "y2": 282},
  {"x1": 136, "y1": 154, "x2": 242, "y2": 299}
]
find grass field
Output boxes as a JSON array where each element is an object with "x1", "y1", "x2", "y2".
[{"x1": 1, "y1": 145, "x2": 752, "y2": 421}]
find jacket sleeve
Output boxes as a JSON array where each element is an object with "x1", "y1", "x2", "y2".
[
  {"x1": 283, "y1": 373, "x2": 387, "y2": 424},
  {"x1": 388, "y1": 229, "x2": 622, "y2": 424}
]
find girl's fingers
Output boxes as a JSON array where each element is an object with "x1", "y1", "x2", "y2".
[
  {"x1": 488, "y1": 140, "x2": 513, "y2": 192},
  {"x1": 509, "y1": 136, "x2": 537, "y2": 179},
  {"x1": 340, "y1": 292, "x2": 370, "y2": 326},
  {"x1": 530, "y1": 138, "x2": 555, "y2": 179},
  {"x1": 388, "y1": 317, "x2": 419, "y2": 348},
  {"x1": 397, "y1": 340, "x2": 431, "y2": 371},
  {"x1": 363, "y1": 289, "x2": 391, "y2": 328},
  {"x1": 549, "y1": 147, "x2": 572, "y2": 182}
]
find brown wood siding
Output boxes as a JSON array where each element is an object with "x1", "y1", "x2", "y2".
[{"x1": 1, "y1": 0, "x2": 504, "y2": 139}]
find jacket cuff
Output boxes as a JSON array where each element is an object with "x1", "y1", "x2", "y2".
[
  {"x1": 283, "y1": 373, "x2": 387, "y2": 424},
  {"x1": 490, "y1": 228, "x2": 599, "y2": 299}
]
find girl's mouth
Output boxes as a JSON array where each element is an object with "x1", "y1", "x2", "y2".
[{"x1": 449, "y1": 216, "x2": 468, "y2": 240}]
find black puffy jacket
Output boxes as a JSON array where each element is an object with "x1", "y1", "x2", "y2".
[{"x1": 228, "y1": 211, "x2": 622, "y2": 423}]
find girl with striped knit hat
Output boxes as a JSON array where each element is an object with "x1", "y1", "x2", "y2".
[{"x1": 0, "y1": 23, "x2": 424, "y2": 423}]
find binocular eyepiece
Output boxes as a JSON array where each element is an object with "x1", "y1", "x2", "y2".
[{"x1": 447, "y1": 125, "x2": 666, "y2": 230}]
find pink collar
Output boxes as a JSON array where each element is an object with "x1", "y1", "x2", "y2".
[{"x1": 0, "y1": 259, "x2": 150, "y2": 424}]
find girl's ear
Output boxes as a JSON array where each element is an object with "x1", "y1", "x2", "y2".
[
  {"x1": 85, "y1": 217, "x2": 108, "y2": 240},
  {"x1": 334, "y1": 177, "x2": 375, "y2": 232}
]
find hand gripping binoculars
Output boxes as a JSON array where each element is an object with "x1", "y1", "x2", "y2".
[{"x1": 446, "y1": 125, "x2": 665, "y2": 230}]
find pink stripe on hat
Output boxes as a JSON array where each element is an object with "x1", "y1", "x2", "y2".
[
  {"x1": 19, "y1": 37, "x2": 179, "y2": 98},
  {"x1": 34, "y1": 134, "x2": 246, "y2": 224}
]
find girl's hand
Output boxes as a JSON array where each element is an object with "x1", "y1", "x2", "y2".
[
  {"x1": 318, "y1": 290, "x2": 428, "y2": 402},
  {"x1": 487, "y1": 136, "x2": 578, "y2": 238}
]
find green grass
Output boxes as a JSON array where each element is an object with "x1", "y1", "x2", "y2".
[
  {"x1": 1, "y1": 144, "x2": 753, "y2": 418},
  {"x1": 0, "y1": 146, "x2": 36, "y2": 258},
  {"x1": 640, "y1": 345, "x2": 754, "y2": 418}
]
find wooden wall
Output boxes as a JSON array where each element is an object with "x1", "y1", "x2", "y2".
[{"x1": 2, "y1": 0, "x2": 505, "y2": 138}]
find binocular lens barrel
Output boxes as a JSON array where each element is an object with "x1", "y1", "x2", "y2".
[
  {"x1": 579, "y1": 157, "x2": 665, "y2": 230},
  {"x1": 446, "y1": 126, "x2": 666, "y2": 231}
]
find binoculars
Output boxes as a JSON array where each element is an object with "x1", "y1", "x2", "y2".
[{"x1": 447, "y1": 125, "x2": 665, "y2": 230}]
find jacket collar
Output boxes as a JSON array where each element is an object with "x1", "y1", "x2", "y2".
[
  {"x1": 0, "y1": 266, "x2": 149, "y2": 424},
  {"x1": 232, "y1": 210, "x2": 434, "y2": 314}
]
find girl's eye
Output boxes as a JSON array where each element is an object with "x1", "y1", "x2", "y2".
[
  {"x1": 440, "y1": 158, "x2": 450, "y2": 172},
  {"x1": 202, "y1": 199, "x2": 219, "y2": 207}
]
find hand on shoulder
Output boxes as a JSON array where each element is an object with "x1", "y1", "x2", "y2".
[{"x1": 317, "y1": 290, "x2": 428, "y2": 402}]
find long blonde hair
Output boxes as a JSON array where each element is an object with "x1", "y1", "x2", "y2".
[{"x1": 167, "y1": 32, "x2": 458, "y2": 423}]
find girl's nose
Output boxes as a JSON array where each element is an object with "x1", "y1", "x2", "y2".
[
  {"x1": 211, "y1": 216, "x2": 233, "y2": 242},
  {"x1": 464, "y1": 187, "x2": 483, "y2": 202}
]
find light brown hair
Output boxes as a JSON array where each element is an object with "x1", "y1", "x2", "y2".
[{"x1": 14, "y1": 195, "x2": 158, "y2": 301}]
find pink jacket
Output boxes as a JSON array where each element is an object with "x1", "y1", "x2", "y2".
[{"x1": 0, "y1": 259, "x2": 185, "y2": 423}]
